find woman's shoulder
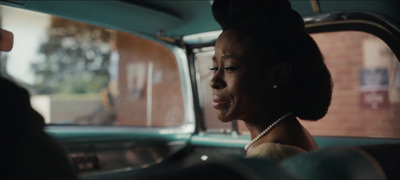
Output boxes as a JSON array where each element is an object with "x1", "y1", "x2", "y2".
[{"x1": 246, "y1": 143, "x2": 306, "y2": 161}]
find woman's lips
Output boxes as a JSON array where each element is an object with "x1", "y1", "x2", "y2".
[{"x1": 212, "y1": 98, "x2": 230, "y2": 109}]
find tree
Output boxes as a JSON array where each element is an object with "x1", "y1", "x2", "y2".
[{"x1": 31, "y1": 16, "x2": 113, "y2": 94}]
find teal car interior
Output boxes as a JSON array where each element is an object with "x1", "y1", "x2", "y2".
[{"x1": 1, "y1": 0, "x2": 400, "y2": 179}]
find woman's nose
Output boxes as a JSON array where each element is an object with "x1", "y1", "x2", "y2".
[{"x1": 210, "y1": 72, "x2": 226, "y2": 90}]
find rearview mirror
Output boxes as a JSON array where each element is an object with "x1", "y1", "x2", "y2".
[{"x1": 0, "y1": 29, "x2": 14, "y2": 52}]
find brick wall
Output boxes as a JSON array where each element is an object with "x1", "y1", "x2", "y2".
[
  {"x1": 301, "y1": 31, "x2": 400, "y2": 138},
  {"x1": 115, "y1": 32, "x2": 184, "y2": 127}
]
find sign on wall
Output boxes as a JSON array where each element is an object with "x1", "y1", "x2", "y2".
[{"x1": 359, "y1": 68, "x2": 389, "y2": 109}]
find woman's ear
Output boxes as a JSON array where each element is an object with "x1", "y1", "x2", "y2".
[{"x1": 269, "y1": 61, "x2": 292, "y2": 88}]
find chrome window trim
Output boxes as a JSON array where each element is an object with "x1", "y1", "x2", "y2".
[{"x1": 304, "y1": 11, "x2": 400, "y2": 60}]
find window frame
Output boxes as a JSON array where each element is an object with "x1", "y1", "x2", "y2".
[
  {"x1": 0, "y1": 4, "x2": 196, "y2": 130},
  {"x1": 305, "y1": 12, "x2": 400, "y2": 60}
]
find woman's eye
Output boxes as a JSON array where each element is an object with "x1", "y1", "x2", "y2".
[
  {"x1": 209, "y1": 67, "x2": 218, "y2": 72},
  {"x1": 224, "y1": 67, "x2": 239, "y2": 72}
]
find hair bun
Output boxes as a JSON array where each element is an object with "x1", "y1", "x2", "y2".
[{"x1": 212, "y1": 0, "x2": 305, "y2": 41}]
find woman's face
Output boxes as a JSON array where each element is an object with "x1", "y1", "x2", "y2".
[{"x1": 210, "y1": 29, "x2": 271, "y2": 122}]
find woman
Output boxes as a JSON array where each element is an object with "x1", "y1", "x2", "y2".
[{"x1": 210, "y1": 1, "x2": 333, "y2": 161}]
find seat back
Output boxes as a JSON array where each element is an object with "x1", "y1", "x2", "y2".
[
  {"x1": 142, "y1": 157, "x2": 293, "y2": 180},
  {"x1": 280, "y1": 147, "x2": 385, "y2": 179},
  {"x1": 359, "y1": 144, "x2": 400, "y2": 180}
]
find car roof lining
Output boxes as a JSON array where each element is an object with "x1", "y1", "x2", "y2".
[{"x1": 1, "y1": 0, "x2": 399, "y2": 39}]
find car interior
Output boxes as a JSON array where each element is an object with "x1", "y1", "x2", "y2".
[{"x1": 0, "y1": 0, "x2": 399, "y2": 179}]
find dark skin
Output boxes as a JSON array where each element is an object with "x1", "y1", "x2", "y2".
[{"x1": 210, "y1": 29, "x2": 318, "y2": 155}]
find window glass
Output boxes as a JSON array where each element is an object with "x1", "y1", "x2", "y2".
[
  {"x1": 301, "y1": 31, "x2": 400, "y2": 138},
  {"x1": 0, "y1": 5, "x2": 184, "y2": 127},
  {"x1": 195, "y1": 30, "x2": 400, "y2": 138}
]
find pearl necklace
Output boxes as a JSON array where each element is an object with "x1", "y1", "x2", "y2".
[{"x1": 244, "y1": 112, "x2": 292, "y2": 150}]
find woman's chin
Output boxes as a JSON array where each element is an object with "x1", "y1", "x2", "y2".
[{"x1": 217, "y1": 113, "x2": 235, "y2": 123}]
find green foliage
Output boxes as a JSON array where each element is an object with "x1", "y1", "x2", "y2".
[{"x1": 31, "y1": 17, "x2": 113, "y2": 94}]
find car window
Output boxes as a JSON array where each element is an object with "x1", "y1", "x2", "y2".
[
  {"x1": 1, "y1": 5, "x2": 185, "y2": 127},
  {"x1": 301, "y1": 31, "x2": 400, "y2": 138},
  {"x1": 195, "y1": 30, "x2": 400, "y2": 138}
]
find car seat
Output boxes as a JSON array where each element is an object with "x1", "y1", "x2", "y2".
[
  {"x1": 280, "y1": 146, "x2": 386, "y2": 179},
  {"x1": 359, "y1": 143, "x2": 400, "y2": 180}
]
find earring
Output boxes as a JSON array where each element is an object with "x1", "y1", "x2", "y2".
[{"x1": 273, "y1": 85, "x2": 278, "y2": 89}]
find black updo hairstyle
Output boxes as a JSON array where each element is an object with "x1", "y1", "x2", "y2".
[{"x1": 212, "y1": 0, "x2": 333, "y2": 121}]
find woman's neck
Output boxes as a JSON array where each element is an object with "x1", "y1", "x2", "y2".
[{"x1": 244, "y1": 112, "x2": 293, "y2": 140}]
